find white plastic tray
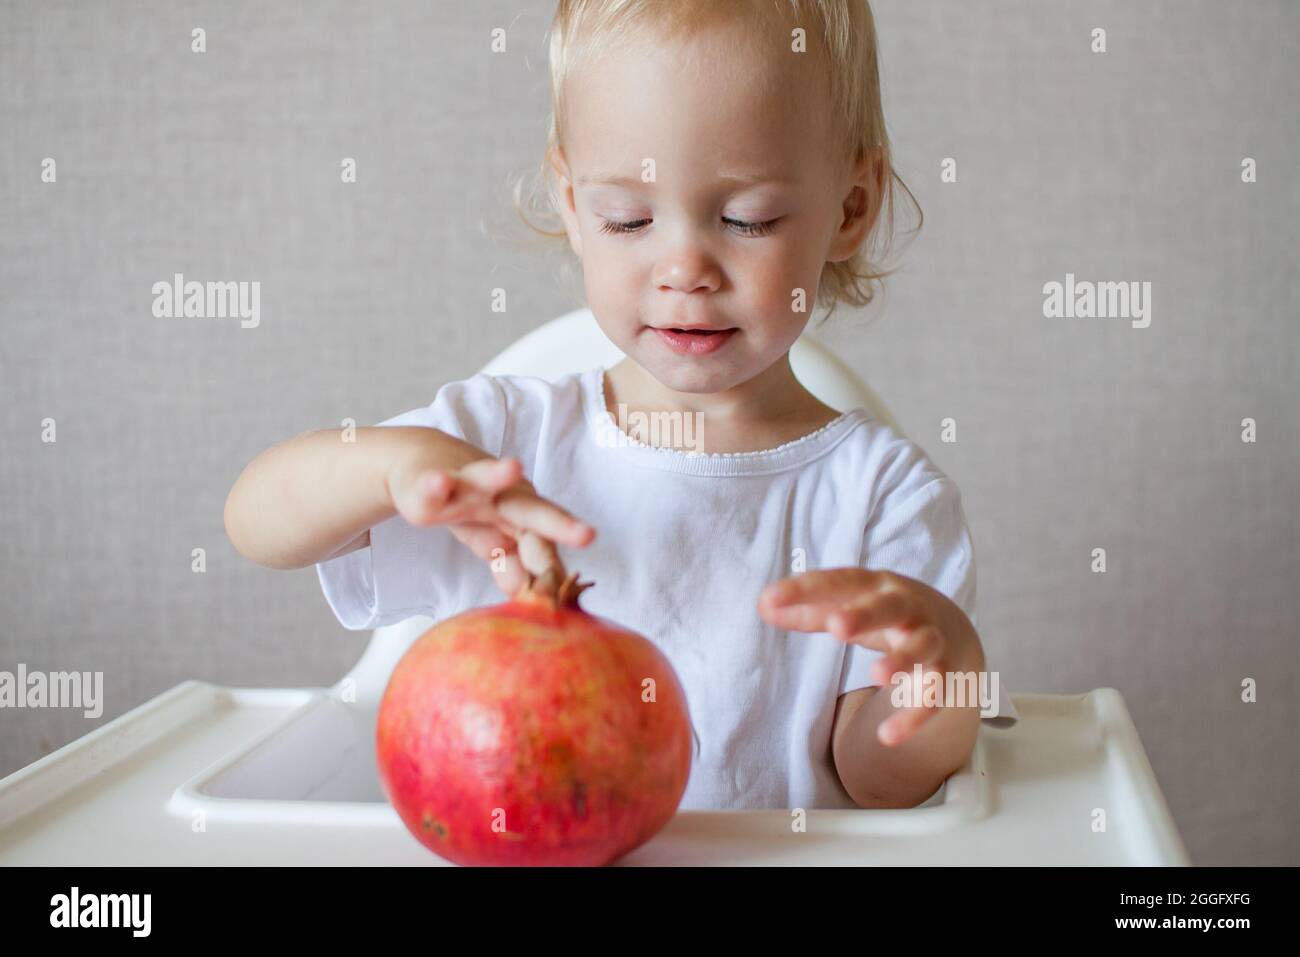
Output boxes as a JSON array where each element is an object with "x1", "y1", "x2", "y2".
[{"x1": 0, "y1": 683, "x2": 1189, "y2": 865}]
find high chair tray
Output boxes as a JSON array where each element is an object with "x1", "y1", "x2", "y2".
[{"x1": 0, "y1": 683, "x2": 1189, "y2": 865}]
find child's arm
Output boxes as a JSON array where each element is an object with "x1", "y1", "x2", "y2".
[
  {"x1": 223, "y1": 425, "x2": 593, "y2": 580},
  {"x1": 827, "y1": 584, "x2": 985, "y2": 808},
  {"x1": 758, "y1": 569, "x2": 985, "y2": 809}
]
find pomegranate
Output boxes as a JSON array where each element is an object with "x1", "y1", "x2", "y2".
[{"x1": 376, "y1": 562, "x2": 694, "y2": 866}]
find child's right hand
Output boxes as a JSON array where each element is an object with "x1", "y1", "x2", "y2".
[{"x1": 388, "y1": 454, "x2": 596, "y2": 596}]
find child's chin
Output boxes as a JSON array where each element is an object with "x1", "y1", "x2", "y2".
[{"x1": 647, "y1": 361, "x2": 745, "y2": 394}]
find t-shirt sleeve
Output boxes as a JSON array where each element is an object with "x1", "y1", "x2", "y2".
[
  {"x1": 314, "y1": 373, "x2": 508, "y2": 631},
  {"x1": 839, "y1": 470, "x2": 1019, "y2": 725}
]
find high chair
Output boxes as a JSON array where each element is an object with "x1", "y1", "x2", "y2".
[{"x1": 0, "y1": 308, "x2": 1191, "y2": 865}]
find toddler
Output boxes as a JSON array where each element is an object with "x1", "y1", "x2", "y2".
[{"x1": 224, "y1": 0, "x2": 1017, "y2": 812}]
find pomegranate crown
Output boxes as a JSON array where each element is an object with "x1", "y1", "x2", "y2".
[{"x1": 519, "y1": 562, "x2": 595, "y2": 609}]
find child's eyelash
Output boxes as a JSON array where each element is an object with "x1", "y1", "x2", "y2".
[{"x1": 597, "y1": 217, "x2": 778, "y2": 237}]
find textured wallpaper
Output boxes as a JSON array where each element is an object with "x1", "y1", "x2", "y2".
[{"x1": 0, "y1": 0, "x2": 1296, "y2": 867}]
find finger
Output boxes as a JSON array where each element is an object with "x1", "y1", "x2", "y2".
[
  {"x1": 879, "y1": 702, "x2": 938, "y2": 747},
  {"x1": 759, "y1": 576, "x2": 899, "y2": 635},
  {"x1": 759, "y1": 568, "x2": 892, "y2": 613},
  {"x1": 455, "y1": 456, "x2": 523, "y2": 494},
  {"x1": 867, "y1": 623, "x2": 946, "y2": 678},
  {"x1": 397, "y1": 470, "x2": 455, "y2": 526},
  {"x1": 516, "y1": 530, "x2": 559, "y2": 577},
  {"x1": 877, "y1": 657, "x2": 951, "y2": 716},
  {"x1": 447, "y1": 523, "x2": 531, "y2": 595},
  {"x1": 827, "y1": 591, "x2": 917, "y2": 643},
  {"x1": 872, "y1": 653, "x2": 911, "y2": 687},
  {"x1": 495, "y1": 492, "x2": 595, "y2": 547},
  {"x1": 757, "y1": 600, "x2": 840, "y2": 634},
  {"x1": 876, "y1": 664, "x2": 945, "y2": 746},
  {"x1": 489, "y1": 549, "x2": 529, "y2": 596},
  {"x1": 897, "y1": 623, "x2": 945, "y2": 667},
  {"x1": 448, "y1": 523, "x2": 514, "y2": 563},
  {"x1": 417, "y1": 469, "x2": 456, "y2": 504}
]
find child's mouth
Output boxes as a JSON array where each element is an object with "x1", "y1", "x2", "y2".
[{"x1": 652, "y1": 327, "x2": 737, "y2": 356}]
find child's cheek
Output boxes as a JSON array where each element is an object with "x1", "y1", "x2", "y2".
[
  {"x1": 578, "y1": 249, "x2": 655, "y2": 354},
  {"x1": 742, "y1": 236, "x2": 825, "y2": 322}
]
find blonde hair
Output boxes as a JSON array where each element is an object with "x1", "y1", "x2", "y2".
[{"x1": 506, "y1": 0, "x2": 922, "y2": 328}]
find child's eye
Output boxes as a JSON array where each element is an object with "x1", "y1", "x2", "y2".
[
  {"x1": 724, "y1": 217, "x2": 778, "y2": 237},
  {"x1": 596, "y1": 217, "x2": 779, "y2": 237},
  {"x1": 597, "y1": 218, "x2": 651, "y2": 235}
]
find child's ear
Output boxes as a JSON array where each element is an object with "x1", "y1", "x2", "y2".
[
  {"x1": 546, "y1": 145, "x2": 584, "y2": 260},
  {"x1": 827, "y1": 147, "x2": 885, "y2": 264}
]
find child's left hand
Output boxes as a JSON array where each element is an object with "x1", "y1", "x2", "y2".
[{"x1": 757, "y1": 568, "x2": 984, "y2": 746}]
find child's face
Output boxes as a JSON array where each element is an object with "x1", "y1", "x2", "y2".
[{"x1": 552, "y1": 24, "x2": 875, "y2": 397}]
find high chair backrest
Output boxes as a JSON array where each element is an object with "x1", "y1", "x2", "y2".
[{"x1": 337, "y1": 306, "x2": 899, "y2": 703}]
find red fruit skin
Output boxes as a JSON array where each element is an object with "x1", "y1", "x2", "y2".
[{"x1": 376, "y1": 595, "x2": 693, "y2": 866}]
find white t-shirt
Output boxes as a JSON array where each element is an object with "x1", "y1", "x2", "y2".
[{"x1": 316, "y1": 367, "x2": 1020, "y2": 810}]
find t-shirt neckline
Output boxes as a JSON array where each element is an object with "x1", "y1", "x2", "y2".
[{"x1": 580, "y1": 366, "x2": 867, "y2": 476}]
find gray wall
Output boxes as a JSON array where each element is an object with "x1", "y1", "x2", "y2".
[{"x1": 1, "y1": 0, "x2": 1296, "y2": 865}]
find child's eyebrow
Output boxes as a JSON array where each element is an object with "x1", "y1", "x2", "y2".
[{"x1": 578, "y1": 170, "x2": 796, "y2": 188}]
